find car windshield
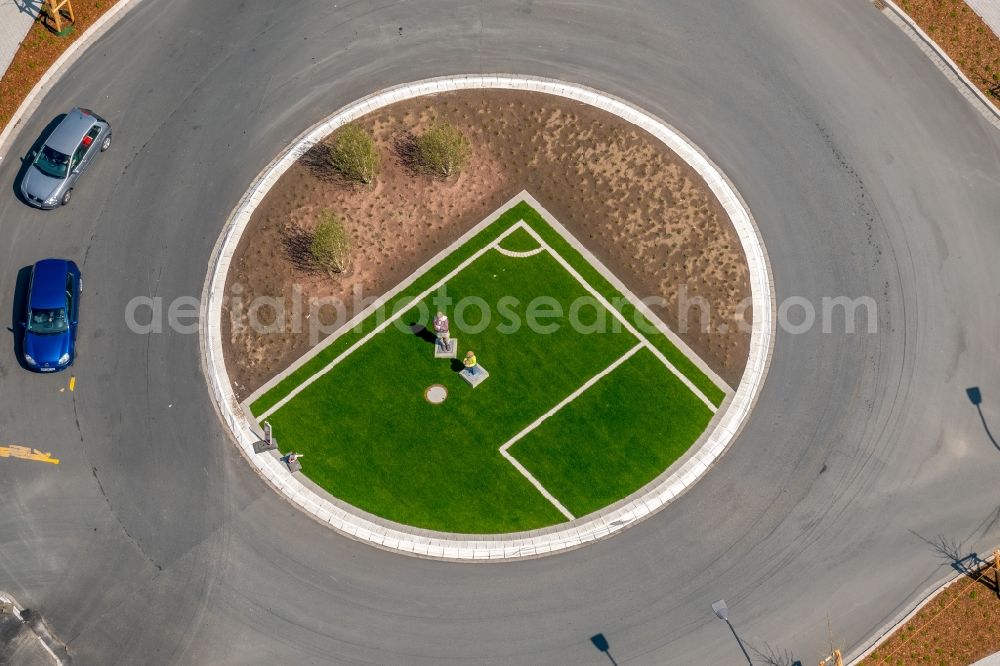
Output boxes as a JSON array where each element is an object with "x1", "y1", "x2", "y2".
[
  {"x1": 34, "y1": 145, "x2": 69, "y2": 179},
  {"x1": 27, "y1": 307, "x2": 68, "y2": 334}
]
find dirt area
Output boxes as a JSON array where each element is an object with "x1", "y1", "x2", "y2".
[
  {"x1": 897, "y1": 0, "x2": 1000, "y2": 98},
  {"x1": 0, "y1": 1, "x2": 121, "y2": 132},
  {"x1": 223, "y1": 89, "x2": 751, "y2": 399},
  {"x1": 861, "y1": 558, "x2": 1000, "y2": 665}
]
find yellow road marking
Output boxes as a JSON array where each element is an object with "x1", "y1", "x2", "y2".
[
  {"x1": 69, "y1": 376, "x2": 76, "y2": 392},
  {"x1": 0, "y1": 445, "x2": 59, "y2": 465}
]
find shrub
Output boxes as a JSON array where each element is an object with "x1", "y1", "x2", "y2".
[
  {"x1": 415, "y1": 122, "x2": 470, "y2": 177},
  {"x1": 310, "y1": 211, "x2": 352, "y2": 274},
  {"x1": 327, "y1": 123, "x2": 379, "y2": 184}
]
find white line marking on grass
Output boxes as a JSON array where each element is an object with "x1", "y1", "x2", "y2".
[
  {"x1": 499, "y1": 343, "x2": 644, "y2": 521},
  {"x1": 520, "y1": 192, "x2": 733, "y2": 396},
  {"x1": 256, "y1": 224, "x2": 526, "y2": 422},
  {"x1": 499, "y1": 451, "x2": 576, "y2": 521},
  {"x1": 242, "y1": 192, "x2": 534, "y2": 409},
  {"x1": 493, "y1": 246, "x2": 544, "y2": 258},
  {"x1": 518, "y1": 224, "x2": 719, "y2": 413}
]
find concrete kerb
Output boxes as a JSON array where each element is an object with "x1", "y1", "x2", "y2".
[
  {"x1": 199, "y1": 74, "x2": 776, "y2": 562},
  {"x1": 879, "y1": 0, "x2": 1000, "y2": 131},
  {"x1": 0, "y1": 0, "x2": 144, "y2": 163}
]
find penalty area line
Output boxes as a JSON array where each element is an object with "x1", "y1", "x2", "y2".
[{"x1": 499, "y1": 343, "x2": 644, "y2": 521}]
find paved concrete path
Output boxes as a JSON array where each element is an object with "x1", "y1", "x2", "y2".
[{"x1": 0, "y1": 1, "x2": 39, "y2": 79}]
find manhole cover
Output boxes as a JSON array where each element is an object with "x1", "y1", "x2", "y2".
[{"x1": 425, "y1": 384, "x2": 448, "y2": 404}]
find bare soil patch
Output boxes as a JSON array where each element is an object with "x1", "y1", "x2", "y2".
[{"x1": 223, "y1": 90, "x2": 751, "y2": 399}]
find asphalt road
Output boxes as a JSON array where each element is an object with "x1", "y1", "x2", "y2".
[{"x1": 2, "y1": 0, "x2": 1000, "y2": 663}]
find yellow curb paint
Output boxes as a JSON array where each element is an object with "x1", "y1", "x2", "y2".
[
  {"x1": 69, "y1": 376, "x2": 76, "y2": 391},
  {"x1": 0, "y1": 445, "x2": 60, "y2": 465}
]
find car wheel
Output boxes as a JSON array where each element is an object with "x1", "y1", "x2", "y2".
[
  {"x1": 100, "y1": 134, "x2": 112, "y2": 152},
  {"x1": 61, "y1": 190, "x2": 72, "y2": 206}
]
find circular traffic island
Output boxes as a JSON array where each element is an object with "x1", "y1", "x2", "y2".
[{"x1": 203, "y1": 77, "x2": 773, "y2": 558}]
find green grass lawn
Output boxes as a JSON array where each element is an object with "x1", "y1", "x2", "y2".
[
  {"x1": 254, "y1": 201, "x2": 726, "y2": 533},
  {"x1": 511, "y1": 347, "x2": 713, "y2": 517},
  {"x1": 496, "y1": 226, "x2": 541, "y2": 252}
]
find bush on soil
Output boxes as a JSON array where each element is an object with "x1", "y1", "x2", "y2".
[
  {"x1": 310, "y1": 211, "x2": 353, "y2": 274},
  {"x1": 416, "y1": 122, "x2": 470, "y2": 178},
  {"x1": 327, "y1": 123, "x2": 379, "y2": 184}
]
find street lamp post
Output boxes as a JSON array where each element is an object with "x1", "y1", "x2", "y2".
[{"x1": 712, "y1": 599, "x2": 753, "y2": 665}]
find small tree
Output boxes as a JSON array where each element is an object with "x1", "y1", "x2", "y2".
[
  {"x1": 327, "y1": 123, "x2": 379, "y2": 184},
  {"x1": 416, "y1": 123, "x2": 470, "y2": 177},
  {"x1": 310, "y1": 211, "x2": 352, "y2": 274}
]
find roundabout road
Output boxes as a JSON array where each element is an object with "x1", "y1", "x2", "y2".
[{"x1": 2, "y1": 1, "x2": 1000, "y2": 663}]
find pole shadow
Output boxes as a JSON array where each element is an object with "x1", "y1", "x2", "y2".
[
  {"x1": 967, "y1": 387, "x2": 999, "y2": 452},
  {"x1": 590, "y1": 634, "x2": 619, "y2": 666}
]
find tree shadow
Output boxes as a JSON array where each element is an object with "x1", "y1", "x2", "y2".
[
  {"x1": 11, "y1": 113, "x2": 66, "y2": 206},
  {"x1": 280, "y1": 225, "x2": 317, "y2": 273},
  {"x1": 967, "y1": 387, "x2": 999, "y2": 452},
  {"x1": 300, "y1": 142, "x2": 342, "y2": 183},
  {"x1": 748, "y1": 641, "x2": 801, "y2": 666},
  {"x1": 910, "y1": 529, "x2": 999, "y2": 596},
  {"x1": 392, "y1": 131, "x2": 421, "y2": 175}
]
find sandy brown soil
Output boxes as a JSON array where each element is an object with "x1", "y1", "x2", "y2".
[{"x1": 223, "y1": 90, "x2": 751, "y2": 399}]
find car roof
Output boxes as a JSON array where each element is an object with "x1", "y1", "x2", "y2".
[
  {"x1": 29, "y1": 259, "x2": 71, "y2": 309},
  {"x1": 44, "y1": 108, "x2": 100, "y2": 155}
]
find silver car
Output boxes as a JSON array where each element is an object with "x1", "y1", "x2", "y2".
[{"x1": 21, "y1": 107, "x2": 112, "y2": 209}]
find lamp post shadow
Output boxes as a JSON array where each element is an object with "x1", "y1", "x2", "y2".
[
  {"x1": 967, "y1": 387, "x2": 999, "y2": 452},
  {"x1": 590, "y1": 634, "x2": 619, "y2": 666}
]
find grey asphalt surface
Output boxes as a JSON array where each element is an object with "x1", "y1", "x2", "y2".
[{"x1": 1, "y1": 0, "x2": 1000, "y2": 663}]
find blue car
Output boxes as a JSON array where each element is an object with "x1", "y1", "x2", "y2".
[{"x1": 21, "y1": 259, "x2": 81, "y2": 372}]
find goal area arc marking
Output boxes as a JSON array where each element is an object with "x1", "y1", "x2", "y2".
[{"x1": 254, "y1": 214, "x2": 722, "y2": 423}]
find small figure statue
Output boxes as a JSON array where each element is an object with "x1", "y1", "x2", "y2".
[
  {"x1": 433, "y1": 311, "x2": 452, "y2": 352},
  {"x1": 463, "y1": 350, "x2": 479, "y2": 376}
]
